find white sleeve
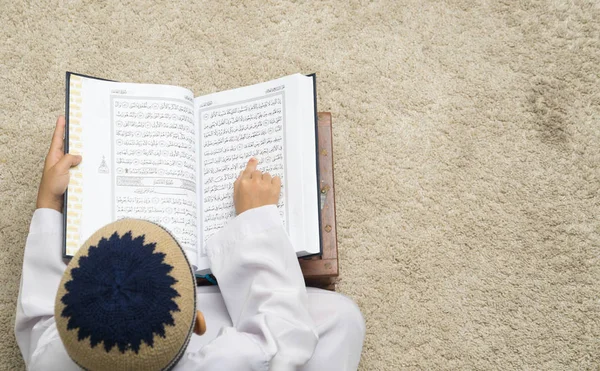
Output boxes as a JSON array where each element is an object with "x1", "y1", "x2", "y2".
[
  {"x1": 14, "y1": 209, "x2": 77, "y2": 369},
  {"x1": 178, "y1": 205, "x2": 318, "y2": 370}
]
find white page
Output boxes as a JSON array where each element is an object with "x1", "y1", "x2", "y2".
[
  {"x1": 66, "y1": 75, "x2": 199, "y2": 267},
  {"x1": 193, "y1": 74, "x2": 319, "y2": 271}
]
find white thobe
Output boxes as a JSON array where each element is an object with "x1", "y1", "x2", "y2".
[{"x1": 15, "y1": 206, "x2": 365, "y2": 370}]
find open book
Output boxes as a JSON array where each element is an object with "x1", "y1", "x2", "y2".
[{"x1": 64, "y1": 72, "x2": 321, "y2": 274}]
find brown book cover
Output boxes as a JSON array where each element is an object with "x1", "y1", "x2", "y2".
[{"x1": 300, "y1": 112, "x2": 338, "y2": 290}]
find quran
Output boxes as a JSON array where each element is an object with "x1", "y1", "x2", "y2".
[{"x1": 64, "y1": 72, "x2": 321, "y2": 274}]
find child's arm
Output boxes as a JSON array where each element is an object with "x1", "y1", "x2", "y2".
[
  {"x1": 14, "y1": 116, "x2": 81, "y2": 367},
  {"x1": 179, "y1": 158, "x2": 318, "y2": 370}
]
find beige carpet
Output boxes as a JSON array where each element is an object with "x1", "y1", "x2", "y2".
[{"x1": 1, "y1": 0, "x2": 599, "y2": 369}]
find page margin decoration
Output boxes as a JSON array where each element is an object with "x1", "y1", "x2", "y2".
[{"x1": 65, "y1": 74, "x2": 84, "y2": 256}]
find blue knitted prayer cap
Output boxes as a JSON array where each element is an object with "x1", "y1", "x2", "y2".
[{"x1": 55, "y1": 219, "x2": 196, "y2": 371}]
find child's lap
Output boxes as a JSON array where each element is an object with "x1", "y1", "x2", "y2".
[{"x1": 187, "y1": 286, "x2": 351, "y2": 352}]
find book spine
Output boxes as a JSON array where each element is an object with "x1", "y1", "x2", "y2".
[{"x1": 65, "y1": 75, "x2": 84, "y2": 256}]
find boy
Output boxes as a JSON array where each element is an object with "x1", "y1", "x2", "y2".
[{"x1": 15, "y1": 116, "x2": 365, "y2": 370}]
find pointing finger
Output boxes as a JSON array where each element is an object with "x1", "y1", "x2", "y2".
[{"x1": 243, "y1": 157, "x2": 258, "y2": 178}]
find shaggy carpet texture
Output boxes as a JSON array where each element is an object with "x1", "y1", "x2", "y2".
[{"x1": 1, "y1": 0, "x2": 599, "y2": 369}]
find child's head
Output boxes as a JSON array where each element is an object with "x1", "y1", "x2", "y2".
[{"x1": 54, "y1": 219, "x2": 204, "y2": 370}]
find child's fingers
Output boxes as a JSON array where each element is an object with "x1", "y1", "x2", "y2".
[
  {"x1": 234, "y1": 171, "x2": 242, "y2": 192},
  {"x1": 54, "y1": 153, "x2": 82, "y2": 174},
  {"x1": 271, "y1": 176, "x2": 282, "y2": 201},
  {"x1": 272, "y1": 176, "x2": 281, "y2": 188},
  {"x1": 49, "y1": 116, "x2": 66, "y2": 154}
]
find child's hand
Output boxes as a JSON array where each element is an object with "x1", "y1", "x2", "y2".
[
  {"x1": 233, "y1": 157, "x2": 281, "y2": 215},
  {"x1": 36, "y1": 116, "x2": 82, "y2": 212}
]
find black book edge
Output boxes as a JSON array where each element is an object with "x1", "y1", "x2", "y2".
[
  {"x1": 63, "y1": 72, "x2": 113, "y2": 259},
  {"x1": 301, "y1": 73, "x2": 323, "y2": 259},
  {"x1": 312, "y1": 74, "x2": 323, "y2": 258}
]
